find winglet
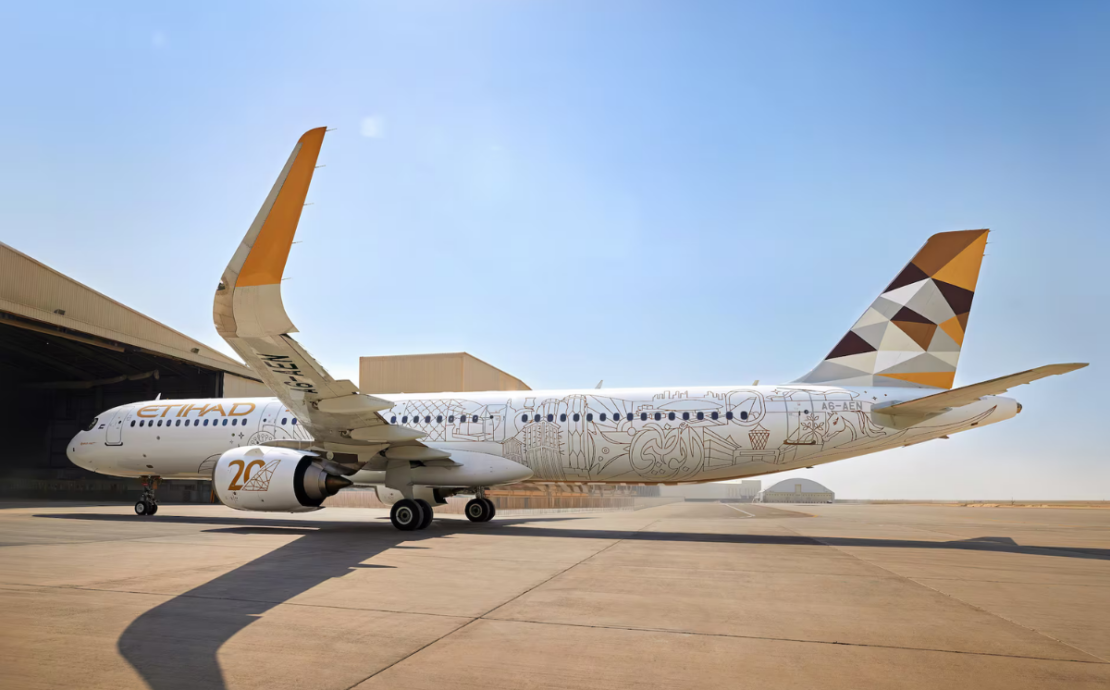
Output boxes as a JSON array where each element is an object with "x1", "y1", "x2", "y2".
[{"x1": 215, "y1": 128, "x2": 326, "y2": 339}]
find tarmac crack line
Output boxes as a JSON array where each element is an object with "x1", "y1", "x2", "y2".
[
  {"x1": 778, "y1": 523, "x2": 1110, "y2": 665},
  {"x1": 340, "y1": 518, "x2": 664, "y2": 690},
  {"x1": 482, "y1": 617, "x2": 1110, "y2": 665}
]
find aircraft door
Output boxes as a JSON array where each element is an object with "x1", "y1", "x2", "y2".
[
  {"x1": 781, "y1": 390, "x2": 818, "y2": 448},
  {"x1": 105, "y1": 407, "x2": 131, "y2": 446}
]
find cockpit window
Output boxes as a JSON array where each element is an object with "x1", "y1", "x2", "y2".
[{"x1": 85, "y1": 417, "x2": 99, "y2": 431}]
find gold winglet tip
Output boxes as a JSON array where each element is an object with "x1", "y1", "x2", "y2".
[{"x1": 235, "y1": 128, "x2": 328, "y2": 288}]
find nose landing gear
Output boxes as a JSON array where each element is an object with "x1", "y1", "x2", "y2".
[{"x1": 135, "y1": 476, "x2": 160, "y2": 516}]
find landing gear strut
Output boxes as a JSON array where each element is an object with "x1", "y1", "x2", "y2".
[
  {"x1": 465, "y1": 497, "x2": 496, "y2": 523},
  {"x1": 135, "y1": 476, "x2": 160, "y2": 516},
  {"x1": 390, "y1": 498, "x2": 436, "y2": 531}
]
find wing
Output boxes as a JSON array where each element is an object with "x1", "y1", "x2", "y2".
[
  {"x1": 213, "y1": 128, "x2": 429, "y2": 467},
  {"x1": 875, "y1": 363, "x2": 1087, "y2": 418}
]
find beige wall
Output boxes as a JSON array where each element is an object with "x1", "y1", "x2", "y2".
[
  {"x1": 222, "y1": 373, "x2": 274, "y2": 398},
  {"x1": 360, "y1": 353, "x2": 530, "y2": 394}
]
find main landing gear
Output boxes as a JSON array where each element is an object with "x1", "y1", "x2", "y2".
[
  {"x1": 390, "y1": 498, "x2": 435, "y2": 531},
  {"x1": 465, "y1": 497, "x2": 496, "y2": 523},
  {"x1": 135, "y1": 476, "x2": 160, "y2": 516}
]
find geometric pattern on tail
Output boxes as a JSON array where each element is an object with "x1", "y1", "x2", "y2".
[{"x1": 796, "y1": 229, "x2": 989, "y2": 389}]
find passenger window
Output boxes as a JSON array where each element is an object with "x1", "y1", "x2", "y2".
[
  {"x1": 437, "y1": 415, "x2": 443, "y2": 423},
  {"x1": 282, "y1": 417, "x2": 288, "y2": 425},
  {"x1": 203, "y1": 419, "x2": 209, "y2": 426},
  {"x1": 711, "y1": 411, "x2": 719, "y2": 420},
  {"x1": 573, "y1": 413, "x2": 580, "y2": 422},
  {"x1": 586, "y1": 413, "x2": 593, "y2": 422},
  {"x1": 402, "y1": 416, "x2": 408, "y2": 423},
  {"x1": 222, "y1": 419, "x2": 228, "y2": 426},
  {"x1": 546, "y1": 414, "x2": 554, "y2": 422},
  {"x1": 472, "y1": 415, "x2": 478, "y2": 423},
  {"x1": 641, "y1": 412, "x2": 647, "y2": 421},
  {"x1": 391, "y1": 416, "x2": 397, "y2": 423},
  {"x1": 425, "y1": 416, "x2": 431, "y2": 424},
  {"x1": 726, "y1": 411, "x2": 733, "y2": 420},
  {"x1": 668, "y1": 412, "x2": 676, "y2": 421},
  {"x1": 560, "y1": 413, "x2": 566, "y2": 422},
  {"x1": 740, "y1": 411, "x2": 749, "y2": 420},
  {"x1": 696, "y1": 412, "x2": 704, "y2": 420},
  {"x1": 130, "y1": 421, "x2": 136, "y2": 427},
  {"x1": 534, "y1": 414, "x2": 541, "y2": 423},
  {"x1": 654, "y1": 412, "x2": 661, "y2": 421},
  {"x1": 176, "y1": 419, "x2": 182, "y2": 426},
  {"x1": 682, "y1": 412, "x2": 689, "y2": 421},
  {"x1": 626, "y1": 413, "x2": 633, "y2": 421},
  {"x1": 448, "y1": 415, "x2": 455, "y2": 423},
  {"x1": 157, "y1": 420, "x2": 163, "y2": 427},
  {"x1": 292, "y1": 419, "x2": 298, "y2": 425},
  {"x1": 599, "y1": 413, "x2": 607, "y2": 422},
  {"x1": 521, "y1": 414, "x2": 529, "y2": 423}
]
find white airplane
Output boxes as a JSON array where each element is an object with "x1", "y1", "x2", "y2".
[{"x1": 67, "y1": 128, "x2": 1087, "y2": 531}]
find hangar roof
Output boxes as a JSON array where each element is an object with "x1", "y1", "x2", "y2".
[
  {"x1": 761, "y1": 478, "x2": 834, "y2": 494},
  {"x1": 0, "y1": 242, "x2": 258, "y2": 380}
]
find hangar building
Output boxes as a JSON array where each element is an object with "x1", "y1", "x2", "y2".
[
  {"x1": 755, "y1": 478, "x2": 835, "y2": 504},
  {"x1": 1, "y1": 243, "x2": 269, "y2": 501}
]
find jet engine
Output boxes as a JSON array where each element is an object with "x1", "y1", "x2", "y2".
[{"x1": 213, "y1": 446, "x2": 351, "y2": 512}]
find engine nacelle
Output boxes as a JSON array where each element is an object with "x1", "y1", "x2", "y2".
[
  {"x1": 375, "y1": 485, "x2": 449, "y2": 506},
  {"x1": 213, "y1": 446, "x2": 351, "y2": 513}
]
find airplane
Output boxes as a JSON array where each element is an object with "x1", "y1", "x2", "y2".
[{"x1": 67, "y1": 127, "x2": 1087, "y2": 531}]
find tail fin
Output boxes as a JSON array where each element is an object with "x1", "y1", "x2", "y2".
[{"x1": 795, "y1": 229, "x2": 990, "y2": 389}]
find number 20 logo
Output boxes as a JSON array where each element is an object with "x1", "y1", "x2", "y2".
[{"x1": 227, "y1": 459, "x2": 266, "y2": 490}]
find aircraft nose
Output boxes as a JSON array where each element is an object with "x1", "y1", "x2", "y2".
[{"x1": 66, "y1": 434, "x2": 81, "y2": 466}]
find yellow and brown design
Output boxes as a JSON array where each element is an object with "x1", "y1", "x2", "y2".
[{"x1": 796, "y1": 229, "x2": 989, "y2": 389}]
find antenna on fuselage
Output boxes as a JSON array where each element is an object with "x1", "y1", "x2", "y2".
[{"x1": 595, "y1": 380, "x2": 603, "y2": 389}]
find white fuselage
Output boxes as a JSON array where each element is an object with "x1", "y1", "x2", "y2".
[{"x1": 67, "y1": 384, "x2": 1018, "y2": 486}]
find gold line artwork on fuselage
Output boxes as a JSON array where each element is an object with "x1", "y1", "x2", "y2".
[{"x1": 384, "y1": 386, "x2": 933, "y2": 482}]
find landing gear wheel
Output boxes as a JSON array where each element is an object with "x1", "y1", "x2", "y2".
[
  {"x1": 148, "y1": 503, "x2": 159, "y2": 515},
  {"x1": 415, "y1": 499, "x2": 434, "y2": 530},
  {"x1": 465, "y1": 498, "x2": 495, "y2": 523},
  {"x1": 134, "y1": 500, "x2": 151, "y2": 516},
  {"x1": 391, "y1": 499, "x2": 424, "y2": 531},
  {"x1": 465, "y1": 498, "x2": 488, "y2": 522}
]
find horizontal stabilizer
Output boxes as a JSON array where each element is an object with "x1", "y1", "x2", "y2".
[{"x1": 875, "y1": 363, "x2": 1087, "y2": 417}]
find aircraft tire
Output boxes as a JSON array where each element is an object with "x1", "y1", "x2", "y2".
[
  {"x1": 465, "y1": 498, "x2": 488, "y2": 523},
  {"x1": 482, "y1": 498, "x2": 496, "y2": 522},
  {"x1": 415, "y1": 499, "x2": 434, "y2": 529},
  {"x1": 391, "y1": 499, "x2": 424, "y2": 531},
  {"x1": 134, "y1": 500, "x2": 151, "y2": 516},
  {"x1": 149, "y1": 503, "x2": 158, "y2": 516}
]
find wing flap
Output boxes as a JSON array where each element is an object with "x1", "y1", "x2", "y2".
[{"x1": 876, "y1": 363, "x2": 1087, "y2": 417}]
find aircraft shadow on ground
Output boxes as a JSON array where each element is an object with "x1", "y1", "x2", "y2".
[{"x1": 34, "y1": 512, "x2": 1110, "y2": 690}]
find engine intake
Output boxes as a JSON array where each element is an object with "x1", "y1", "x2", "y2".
[{"x1": 213, "y1": 447, "x2": 352, "y2": 513}]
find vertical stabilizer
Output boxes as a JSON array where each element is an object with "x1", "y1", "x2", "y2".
[{"x1": 794, "y1": 229, "x2": 989, "y2": 389}]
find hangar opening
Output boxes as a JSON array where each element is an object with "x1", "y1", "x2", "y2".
[{"x1": 1, "y1": 243, "x2": 269, "y2": 501}]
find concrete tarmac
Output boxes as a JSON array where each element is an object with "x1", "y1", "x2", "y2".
[{"x1": 1, "y1": 501, "x2": 1108, "y2": 689}]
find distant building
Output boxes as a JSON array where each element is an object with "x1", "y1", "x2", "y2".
[
  {"x1": 659, "y1": 479, "x2": 761, "y2": 502},
  {"x1": 755, "y1": 478, "x2": 834, "y2": 504}
]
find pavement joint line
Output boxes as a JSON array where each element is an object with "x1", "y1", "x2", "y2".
[
  {"x1": 483, "y1": 617, "x2": 1110, "y2": 666},
  {"x1": 722, "y1": 503, "x2": 755, "y2": 518},
  {"x1": 780, "y1": 524, "x2": 1110, "y2": 665},
  {"x1": 341, "y1": 518, "x2": 665, "y2": 689},
  {"x1": 0, "y1": 580, "x2": 481, "y2": 620}
]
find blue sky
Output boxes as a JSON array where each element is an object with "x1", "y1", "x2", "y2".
[{"x1": 3, "y1": 1, "x2": 1107, "y2": 498}]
